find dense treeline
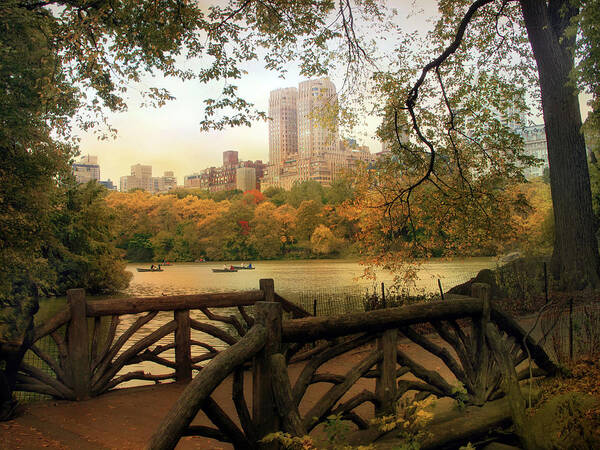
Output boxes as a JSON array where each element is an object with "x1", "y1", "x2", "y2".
[
  {"x1": 106, "y1": 176, "x2": 553, "y2": 263},
  {"x1": 107, "y1": 179, "x2": 358, "y2": 262}
]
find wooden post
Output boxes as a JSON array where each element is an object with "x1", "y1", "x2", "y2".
[
  {"x1": 438, "y1": 279, "x2": 445, "y2": 300},
  {"x1": 381, "y1": 282, "x2": 386, "y2": 308},
  {"x1": 174, "y1": 309, "x2": 192, "y2": 382},
  {"x1": 66, "y1": 289, "x2": 91, "y2": 400},
  {"x1": 471, "y1": 283, "x2": 491, "y2": 405},
  {"x1": 375, "y1": 328, "x2": 397, "y2": 416},
  {"x1": 485, "y1": 323, "x2": 532, "y2": 450},
  {"x1": 254, "y1": 279, "x2": 282, "y2": 448}
]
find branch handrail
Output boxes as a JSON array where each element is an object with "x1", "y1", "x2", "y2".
[
  {"x1": 147, "y1": 323, "x2": 268, "y2": 450},
  {"x1": 281, "y1": 296, "x2": 484, "y2": 343},
  {"x1": 86, "y1": 290, "x2": 264, "y2": 316},
  {"x1": 21, "y1": 281, "x2": 311, "y2": 401}
]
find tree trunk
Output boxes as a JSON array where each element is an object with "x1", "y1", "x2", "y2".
[{"x1": 520, "y1": 0, "x2": 600, "y2": 289}]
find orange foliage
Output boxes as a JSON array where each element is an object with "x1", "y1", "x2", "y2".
[
  {"x1": 340, "y1": 161, "x2": 532, "y2": 282},
  {"x1": 244, "y1": 189, "x2": 265, "y2": 204}
]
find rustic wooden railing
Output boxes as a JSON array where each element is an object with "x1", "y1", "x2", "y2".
[
  {"x1": 148, "y1": 282, "x2": 558, "y2": 450},
  {"x1": 17, "y1": 279, "x2": 308, "y2": 400}
]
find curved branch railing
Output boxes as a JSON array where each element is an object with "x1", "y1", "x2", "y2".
[
  {"x1": 17, "y1": 279, "x2": 308, "y2": 401},
  {"x1": 19, "y1": 279, "x2": 558, "y2": 449},
  {"x1": 148, "y1": 281, "x2": 558, "y2": 450},
  {"x1": 148, "y1": 323, "x2": 268, "y2": 450}
]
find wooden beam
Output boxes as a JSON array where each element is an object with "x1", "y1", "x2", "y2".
[
  {"x1": 376, "y1": 329, "x2": 397, "y2": 416},
  {"x1": 274, "y1": 293, "x2": 312, "y2": 318},
  {"x1": 253, "y1": 289, "x2": 282, "y2": 448},
  {"x1": 490, "y1": 307, "x2": 559, "y2": 375},
  {"x1": 282, "y1": 298, "x2": 483, "y2": 343},
  {"x1": 33, "y1": 308, "x2": 70, "y2": 341},
  {"x1": 86, "y1": 291, "x2": 264, "y2": 316},
  {"x1": 270, "y1": 353, "x2": 306, "y2": 437},
  {"x1": 302, "y1": 351, "x2": 381, "y2": 432},
  {"x1": 174, "y1": 310, "x2": 192, "y2": 382}
]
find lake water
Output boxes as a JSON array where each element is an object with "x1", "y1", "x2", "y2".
[
  {"x1": 112, "y1": 258, "x2": 497, "y2": 386},
  {"x1": 125, "y1": 257, "x2": 498, "y2": 300}
]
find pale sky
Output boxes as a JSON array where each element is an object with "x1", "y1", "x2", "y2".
[
  {"x1": 75, "y1": 1, "x2": 591, "y2": 186},
  {"x1": 77, "y1": 2, "x2": 440, "y2": 185}
]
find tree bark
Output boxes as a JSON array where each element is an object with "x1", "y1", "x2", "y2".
[{"x1": 520, "y1": 0, "x2": 600, "y2": 289}]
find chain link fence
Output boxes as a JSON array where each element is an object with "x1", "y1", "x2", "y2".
[{"x1": 15, "y1": 332, "x2": 62, "y2": 402}]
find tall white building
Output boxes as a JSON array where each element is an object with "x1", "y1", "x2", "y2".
[
  {"x1": 269, "y1": 87, "x2": 298, "y2": 166},
  {"x1": 72, "y1": 154, "x2": 100, "y2": 183},
  {"x1": 520, "y1": 124, "x2": 549, "y2": 178},
  {"x1": 263, "y1": 78, "x2": 369, "y2": 190},
  {"x1": 297, "y1": 78, "x2": 339, "y2": 157}
]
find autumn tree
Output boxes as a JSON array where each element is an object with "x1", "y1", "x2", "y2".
[
  {"x1": 295, "y1": 200, "x2": 325, "y2": 242},
  {"x1": 250, "y1": 202, "x2": 285, "y2": 259},
  {"x1": 310, "y1": 224, "x2": 343, "y2": 256},
  {"x1": 130, "y1": 0, "x2": 599, "y2": 289},
  {"x1": 380, "y1": 0, "x2": 600, "y2": 288},
  {"x1": 287, "y1": 181, "x2": 326, "y2": 208}
]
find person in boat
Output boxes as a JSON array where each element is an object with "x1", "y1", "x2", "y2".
[
  {"x1": 247, "y1": 263, "x2": 252, "y2": 269},
  {"x1": 150, "y1": 264, "x2": 156, "y2": 270},
  {"x1": 229, "y1": 265, "x2": 235, "y2": 271}
]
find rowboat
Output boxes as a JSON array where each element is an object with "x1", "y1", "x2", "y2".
[
  {"x1": 212, "y1": 268, "x2": 238, "y2": 273},
  {"x1": 137, "y1": 268, "x2": 164, "y2": 272}
]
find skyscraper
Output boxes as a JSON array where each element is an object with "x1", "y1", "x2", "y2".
[
  {"x1": 297, "y1": 78, "x2": 338, "y2": 158},
  {"x1": 263, "y1": 78, "x2": 370, "y2": 190},
  {"x1": 269, "y1": 87, "x2": 298, "y2": 166}
]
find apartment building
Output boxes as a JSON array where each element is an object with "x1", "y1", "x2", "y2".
[
  {"x1": 120, "y1": 165, "x2": 177, "y2": 193},
  {"x1": 262, "y1": 78, "x2": 372, "y2": 190},
  {"x1": 184, "y1": 151, "x2": 265, "y2": 192},
  {"x1": 72, "y1": 155, "x2": 100, "y2": 183}
]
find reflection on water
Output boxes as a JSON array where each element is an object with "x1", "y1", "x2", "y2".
[{"x1": 126, "y1": 258, "x2": 497, "y2": 300}]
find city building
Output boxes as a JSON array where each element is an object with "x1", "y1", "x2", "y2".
[
  {"x1": 262, "y1": 78, "x2": 373, "y2": 190},
  {"x1": 236, "y1": 167, "x2": 257, "y2": 192},
  {"x1": 269, "y1": 87, "x2": 298, "y2": 166},
  {"x1": 72, "y1": 155, "x2": 100, "y2": 183},
  {"x1": 120, "y1": 164, "x2": 152, "y2": 192},
  {"x1": 297, "y1": 78, "x2": 338, "y2": 157},
  {"x1": 120, "y1": 164, "x2": 177, "y2": 193},
  {"x1": 520, "y1": 124, "x2": 549, "y2": 178},
  {"x1": 153, "y1": 171, "x2": 178, "y2": 192},
  {"x1": 183, "y1": 151, "x2": 265, "y2": 192},
  {"x1": 99, "y1": 179, "x2": 117, "y2": 190}
]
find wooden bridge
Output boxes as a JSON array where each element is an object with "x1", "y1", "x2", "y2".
[{"x1": 16, "y1": 279, "x2": 558, "y2": 449}]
